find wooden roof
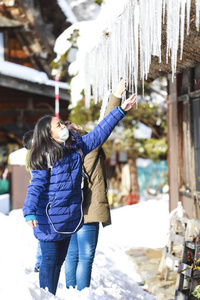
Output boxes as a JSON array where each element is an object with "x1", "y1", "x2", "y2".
[{"x1": 0, "y1": 73, "x2": 69, "y2": 100}]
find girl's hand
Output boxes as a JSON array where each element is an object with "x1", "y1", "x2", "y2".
[
  {"x1": 27, "y1": 219, "x2": 37, "y2": 228},
  {"x1": 121, "y1": 94, "x2": 137, "y2": 111}
]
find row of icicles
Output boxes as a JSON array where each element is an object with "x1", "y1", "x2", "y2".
[{"x1": 82, "y1": 0, "x2": 200, "y2": 118}]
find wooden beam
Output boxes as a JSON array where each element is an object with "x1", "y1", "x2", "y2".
[
  {"x1": 0, "y1": 74, "x2": 70, "y2": 101},
  {"x1": 0, "y1": 103, "x2": 26, "y2": 109}
]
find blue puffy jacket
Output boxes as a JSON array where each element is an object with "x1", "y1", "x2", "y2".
[{"x1": 23, "y1": 107, "x2": 125, "y2": 241}]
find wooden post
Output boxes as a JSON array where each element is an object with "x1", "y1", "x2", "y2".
[{"x1": 128, "y1": 157, "x2": 139, "y2": 195}]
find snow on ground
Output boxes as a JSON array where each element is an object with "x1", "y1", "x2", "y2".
[{"x1": 0, "y1": 195, "x2": 169, "y2": 300}]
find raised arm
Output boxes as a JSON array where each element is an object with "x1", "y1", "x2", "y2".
[
  {"x1": 85, "y1": 79, "x2": 127, "y2": 157},
  {"x1": 81, "y1": 93, "x2": 136, "y2": 156}
]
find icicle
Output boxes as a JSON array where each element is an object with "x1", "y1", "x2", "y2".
[
  {"x1": 84, "y1": 53, "x2": 91, "y2": 109},
  {"x1": 128, "y1": 0, "x2": 135, "y2": 96},
  {"x1": 157, "y1": 0, "x2": 163, "y2": 63},
  {"x1": 81, "y1": 0, "x2": 200, "y2": 111},
  {"x1": 186, "y1": 0, "x2": 191, "y2": 34},
  {"x1": 166, "y1": 0, "x2": 181, "y2": 79},
  {"x1": 139, "y1": 0, "x2": 145, "y2": 82},
  {"x1": 133, "y1": 0, "x2": 139, "y2": 104},
  {"x1": 180, "y1": 0, "x2": 186, "y2": 60},
  {"x1": 196, "y1": 0, "x2": 200, "y2": 31},
  {"x1": 166, "y1": 0, "x2": 172, "y2": 65},
  {"x1": 120, "y1": 6, "x2": 129, "y2": 103},
  {"x1": 98, "y1": 90, "x2": 111, "y2": 122},
  {"x1": 92, "y1": 48, "x2": 98, "y2": 104},
  {"x1": 163, "y1": 0, "x2": 166, "y2": 24}
]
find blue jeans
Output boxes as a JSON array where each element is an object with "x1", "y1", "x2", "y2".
[
  {"x1": 39, "y1": 237, "x2": 71, "y2": 295},
  {"x1": 65, "y1": 222, "x2": 99, "y2": 291},
  {"x1": 35, "y1": 242, "x2": 42, "y2": 269}
]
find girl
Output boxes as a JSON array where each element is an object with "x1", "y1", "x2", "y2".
[
  {"x1": 23, "y1": 93, "x2": 136, "y2": 295},
  {"x1": 64, "y1": 80, "x2": 126, "y2": 290}
]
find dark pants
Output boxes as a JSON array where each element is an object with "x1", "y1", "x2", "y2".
[
  {"x1": 65, "y1": 222, "x2": 99, "y2": 290},
  {"x1": 39, "y1": 237, "x2": 71, "y2": 295}
]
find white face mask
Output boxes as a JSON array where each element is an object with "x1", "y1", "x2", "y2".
[{"x1": 53, "y1": 127, "x2": 69, "y2": 143}]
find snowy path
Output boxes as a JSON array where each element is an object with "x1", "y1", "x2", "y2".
[{"x1": 0, "y1": 196, "x2": 169, "y2": 299}]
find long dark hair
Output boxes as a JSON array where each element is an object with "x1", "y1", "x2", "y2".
[{"x1": 29, "y1": 115, "x2": 73, "y2": 170}]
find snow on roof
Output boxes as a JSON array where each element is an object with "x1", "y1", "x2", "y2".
[
  {"x1": 53, "y1": 0, "x2": 132, "y2": 106},
  {"x1": 54, "y1": 0, "x2": 127, "y2": 56},
  {"x1": 0, "y1": 61, "x2": 70, "y2": 90},
  {"x1": 57, "y1": 0, "x2": 78, "y2": 24},
  {"x1": 54, "y1": 20, "x2": 96, "y2": 56}
]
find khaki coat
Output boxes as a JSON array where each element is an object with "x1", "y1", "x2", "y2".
[{"x1": 83, "y1": 94, "x2": 121, "y2": 227}]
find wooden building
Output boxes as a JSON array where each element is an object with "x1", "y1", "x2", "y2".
[
  {"x1": 0, "y1": 0, "x2": 75, "y2": 209},
  {"x1": 144, "y1": 1, "x2": 200, "y2": 218},
  {"x1": 167, "y1": 69, "x2": 200, "y2": 218},
  {"x1": 0, "y1": 0, "x2": 73, "y2": 148}
]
